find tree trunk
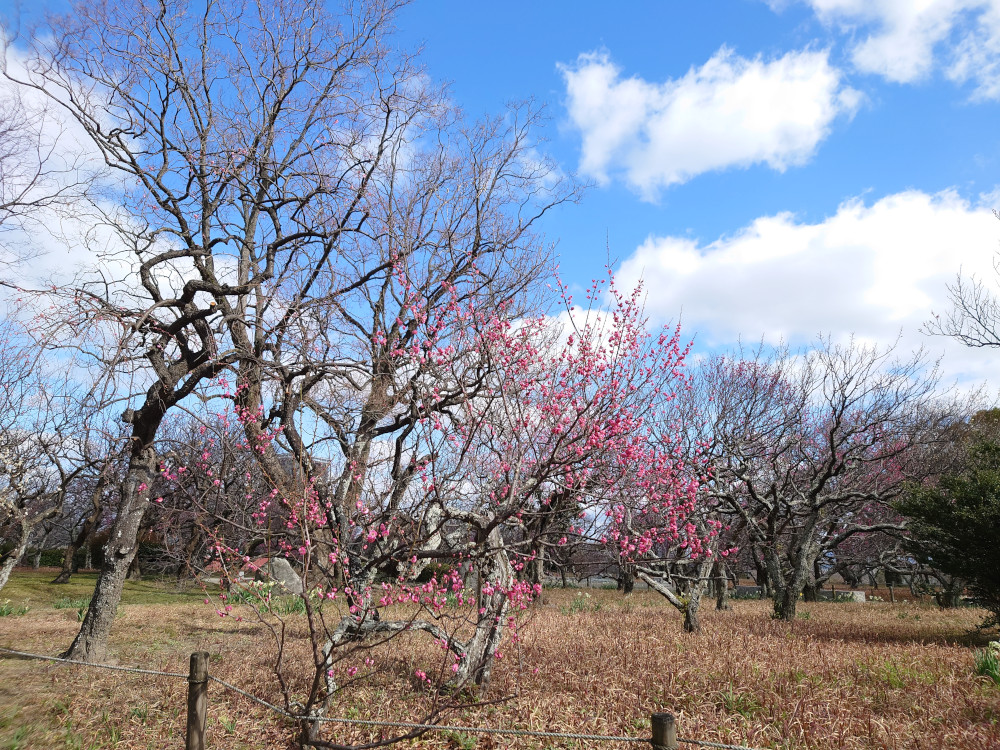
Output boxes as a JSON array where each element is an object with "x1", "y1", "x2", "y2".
[
  {"x1": 126, "y1": 553, "x2": 142, "y2": 581},
  {"x1": 618, "y1": 566, "x2": 635, "y2": 594},
  {"x1": 84, "y1": 544, "x2": 93, "y2": 571},
  {"x1": 52, "y1": 547, "x2": 76, "y2": 584},
  {"x1": 770, "y1": 521, "x2": 819, "y2": 622},
  {"x1": 0, "y1": 502, "x2": 54, "y2": 592},
  {"x1": 683, "y1": 594, "x2": 701, "y2": 632},
  {"x1": 935, "y1": 580, "x2": 963, "y2": 608},
  {"x1": 763, "y1": 546, "x2": 788, "y2": 618},
  {"x1": 527, "y1": 547, "x2": 544, "y2": 589},
  {"x1": 63, "y1": 447, "x2": 157, "y2": 662},
  {"x1": 31, "y1": 550, "x2": 41, "y2": 569},
  {"x1": 804, "y1": 557, "x2": 822, "y2": 601},
  {"x1": 683, "y1": 559, "x2": 713, "y2": 632},
  {"x1": 454, "y1": 528, "x2": 513, "y2": 691},
  {"x1": 53, "y1": 477, "x2": 105, "y2": 584},
  {"x1": 0, "y1": 531, "x2": 30, "y2": 591},
  {"x1": 774, "y1": 585, "x2": 798, "y2": 621},
  {"x1": 752, "y1": 550, "x2": 769, "y2": 595},
  {"x1": 714, "y1": 560, "x2": 730, "y2": 611},
  {"x1": 637, "y1": 557, "x2": 713, "y2": 634}
]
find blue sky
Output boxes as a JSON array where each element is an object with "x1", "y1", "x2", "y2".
[
  {"x1": 395, "y1": 0, "x2": 1000, "y2": 387},
  {"x1": 6, "y1": 0, "x2": 1000, "y2": 388}
]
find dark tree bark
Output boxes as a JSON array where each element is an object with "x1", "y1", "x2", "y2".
[
  {"x1": 126, "y1": 553, "x2": 142, "y2": 581},
  {"x1": 617, "y1": 566, "x2": 635, "y2": 594}
]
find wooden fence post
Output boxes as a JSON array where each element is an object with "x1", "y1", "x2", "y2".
[
  {"x1": 651, "y1": 712, "x2": 678, "y2": 750},
  {"x1": 186, "y1": 651, "x2": 210, "y2": 750}
]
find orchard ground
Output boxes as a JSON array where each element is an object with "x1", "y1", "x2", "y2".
[{"x1": 0, "y1": 570, "x2": 997, "y2": 750}]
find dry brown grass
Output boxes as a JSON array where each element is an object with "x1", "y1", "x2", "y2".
[{"x1": 0, "y1": 581, "x2": 998, "y2": 750}]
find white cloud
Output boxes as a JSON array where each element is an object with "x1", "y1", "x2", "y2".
[
  {"x1": 559, "y1": 47, "x2": 859, "y2": 198},
  {"x1": 782, "y1": 0, "x2": 1000, "y2": 99},
  {"x1": 616, "y1": 188, "x2": 1000, "y2": 386},
  {"x1": 0, "y1": 40, "x2": 124, "y2": 286}
]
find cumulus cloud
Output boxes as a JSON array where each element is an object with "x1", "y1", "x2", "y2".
[
  {"x1": 615, "y1": 188, "x2": 1000, "y2": 385},
  {"x1": 780, "y1": 0, "x2": 1000, "y2": 99},
  {"x1": 559, "y1": 47, "x2": 860, "y2": 198}
]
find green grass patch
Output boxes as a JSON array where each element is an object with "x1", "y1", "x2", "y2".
[
  {"x1": 52, "y1": 597, "x2": 91, "y2": 610},
  {"x1": 716, "y1": 684, "x2": 763, "y2": 718},
  {"x1": 974, "y1": 642, "x2": 1000, "y2": 686},
  {"x1": 2, "y1": 570, "x2": 205, "y2": 608},
  {"x1": 0, "y1": 600, "x2": 29, "y2": 617}
]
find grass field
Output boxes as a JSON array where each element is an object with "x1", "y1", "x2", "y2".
[{"x1": 0, "y1": 570, "x2": 997, "y2": 749}]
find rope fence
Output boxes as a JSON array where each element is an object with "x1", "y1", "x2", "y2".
[{"x1": 0, "y1": 646, "x2": 765, "y2": 750}]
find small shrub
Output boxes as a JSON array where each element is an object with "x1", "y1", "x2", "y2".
[
  {"x1": 228, "y1": 580, "x2": 309, "y2": 615},
  {"x1": 54, "y1": 597, "x2": 91, "y2": 610},
  {"x1": 9, "y1": 726, "x2": 30, "y2": 750},
  {"x1": 441, "y1": 730, "x2": 476, "y2": 749},
  {"x1": 862, "y1": 660, "x2": 937, "y2": 688},
  {"x1": 228, "y1": 580, "x2": 276, "y2": 608},
  {"x1": 717, "y1": 685, "x2": 762, "y2": 718},
  {"x1": 218, "y1": 715, "x2": 237, "y2": 734},
  {"x1": 561, "y1": 591, "x2": 600, "y2": 615},
  {"x1": 269, "y1": 595, "x2": 307, "y2": 616},
  {"x1": 974, "y1": 641, "x2": 1000, "y2": 686},
  {"x1": 0, "y1": 599, "x2": 28, "y2": 616},
  {"x1": 880, "y1": 663, "x2": 908, "y2": 689}
]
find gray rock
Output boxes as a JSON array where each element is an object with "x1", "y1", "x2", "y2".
[{"x1": 254, "y1": 557, "x2": 303, "y2": 595}]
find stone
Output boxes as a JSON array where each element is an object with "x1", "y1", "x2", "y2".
[{"x1": 254, "y1": 557, "x2": 303, "y2": 595}]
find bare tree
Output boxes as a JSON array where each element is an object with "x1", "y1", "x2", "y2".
[
  {"x1": 0, "y1": 320, "x2": 98, "y2": 590},
  {"x1": 925, "y1": 236, "x2": 1000, "y2": 347},
  {"x1": 0, "y1": 88, "x2": 95, "y2": 241},
  {"x1": 692, "y1": 338, "x2": 950, "y2": 621},
  {"x1": 4, "y1": 0, "x2": 584, "y2": 676},
  {"x1": 51, "y1": 438, "x2": 126, "y2": 584},
  {"x1": 4, "y1": 0, "x2": 414, "y2": 662}
]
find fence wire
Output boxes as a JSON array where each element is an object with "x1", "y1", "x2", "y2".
[
  {"x1": 0, "y1": 646, "x2": 765, "y2": 750},
  {"x1": 0, "y1": 646, "x2": 188, "y2": 678}
]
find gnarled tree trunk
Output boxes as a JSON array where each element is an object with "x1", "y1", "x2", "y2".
[
  {"x1": 714, "y1": 559, "x2": 731, "y2": 611},
  {"x1": 63, "y1": 447, "x2": 158, "y2": 662}
]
